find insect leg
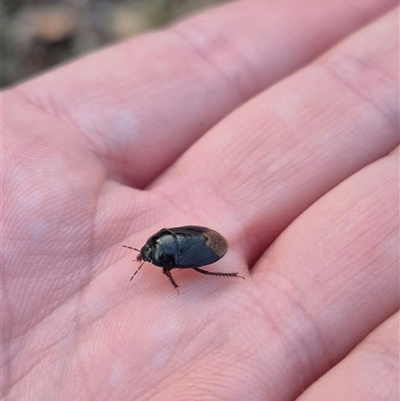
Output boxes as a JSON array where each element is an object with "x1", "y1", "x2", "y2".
[
  {"x1": 162, "y1": 268, "x2": 180, "y2": 294},
  {"x1": 193, "y1": 267, "x2": 244, "y2": 279}
]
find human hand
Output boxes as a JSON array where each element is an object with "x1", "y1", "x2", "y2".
[{"x1": 3, "y1": 1, "x2": 398, "y2": 400}]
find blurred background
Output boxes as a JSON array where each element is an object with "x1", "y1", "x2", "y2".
[{"x1": 1, "y1": 0, "x2": 231, "y2": 87}]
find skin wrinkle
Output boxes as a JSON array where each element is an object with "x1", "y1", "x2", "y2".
[
  {"x1": 149, "y1": 300, "x2": 290, "y2": 401},
  {"x1": 11, "y1": 86, "x2": 62, "y2": 122},
  {"x1": 296, "y1": 313, "x2": 399, "y2": 401},
  {"x1": 74, "y1": 335, "x2": 93, "y2": 401},
  {"x1": 111, "y1": 190, "x2": 161, "y2": 240},
  {"x1": 12, "y1": 68, "x2": 87, "y2": 124},
  {"x1": 206, "y1": 173, "x2": 249, "y2": 226},
  {"x1": 258, "y1": 269, "x2": 332, "y2": 378},
  {"x1": 362, "y1": 328, "x2": 398, "y2": 374},
  {"x1": 3, "y1": 298, "x2": 81, "y2": 397},
  {"x1": 11, "y1": 88, "x2": 111, "y2": 167},
  {"x1": 5, "y1": 265, "x2": 93, "y2": 357},
  {"x1": 3, "y1": 350, "x2": 46, "y2": 398},
  {"x1": 195, "y1": 164, "x2": 269, "y2": 263},
  {"x1": 63, "y1": 326, "x2": 96, "y2": 398},
  {"x1": 76, "y1": 289, "x2": 122, "y2": 334},
  {"x1": 128, "y1": 318, "x2": 228, "y2": 400},
  {"x1": 147, "y1": 338, "x2": 250, "y2": 400},
  {"x1": 328, "y1": 173, "x2": 396, "y2": 271},
  {"x1": 319, "y1": 52, "x2": 398, "y2": 131},
  {"x1": 170, "y1": 24, "x2": 253, "y2": 105},
  {"x1": 151, "y1": 186, "x2": 210, "y2": 228},
  {"x1": 151, "y1": 133, "x2": 255, "y2": 237},
  {"x1": 199, "y1": 127, "x2": 308, "y2": 252},
  {"x1": 85, "y1": 177, "x2": 106, "y2": 272}
]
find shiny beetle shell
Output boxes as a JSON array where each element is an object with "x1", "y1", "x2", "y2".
[
  {"x1": 140, "y1": 226, "x2": 227, "y2": 268},
  {"x1": 122, "y1": 226, "x2": 243, "y2": 293}
]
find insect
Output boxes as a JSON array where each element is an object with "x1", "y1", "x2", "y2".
[{"x1": 122, "y1": 226, "x2": 244, "y2": 293}]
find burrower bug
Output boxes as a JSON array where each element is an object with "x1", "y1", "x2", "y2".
[{"x1": 122, "y1": 226, "x2": 244, "y2": 292}]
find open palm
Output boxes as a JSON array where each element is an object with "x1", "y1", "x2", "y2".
[{"x1": 3, "y1": 1, "x2": 398, "y2": 400}]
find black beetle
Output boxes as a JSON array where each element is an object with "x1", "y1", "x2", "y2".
[{"x1": 122, "y1": 226, "x2": 244, "y2": 292}]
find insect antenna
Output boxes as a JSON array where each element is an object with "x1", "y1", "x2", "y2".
[
  {"x1": 122, "y1": 245, "x2": 140, "y2": 252},
  {"x1": 130, "y1": 260, "x2": 145, "y2": 281},
  {"x1": 122, "y1": 245, "x2": 144, "y2": 281}
]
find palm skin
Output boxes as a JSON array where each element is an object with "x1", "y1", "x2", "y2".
[{"x1": 2, "y1": 1, "x2": 399, "y2": 400}]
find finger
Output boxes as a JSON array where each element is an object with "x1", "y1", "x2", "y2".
[
  {"x1": 251, "y1": 149, "x2": 399, "y2": 399},
  {"x1": 296, "y1": 312, "x2": 399, "y2": 401},
  {"x1": 14, "y1": 0, "x2": 396, "y2": 187},
  {"x1": 112, "y1": 149, "x2": 398, "y2": 401},
  {"x1": 154, "y1": 9, "x2": 399, "y2": 262}
]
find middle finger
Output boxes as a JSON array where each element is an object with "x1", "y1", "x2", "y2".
[{"x1": 153, "y1": 9, "x2": 398, "y2": 263}]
